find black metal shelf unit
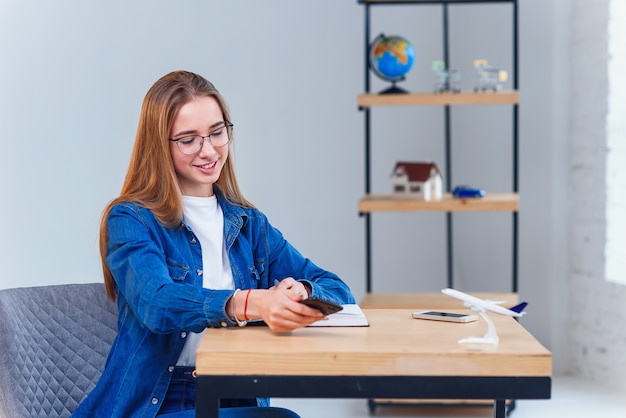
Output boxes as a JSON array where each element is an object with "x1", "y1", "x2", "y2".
[{"x1": 358, "y1": 0, "x2": 519, "y2": 293}]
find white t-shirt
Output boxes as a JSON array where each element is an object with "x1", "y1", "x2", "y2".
[{"x1": 176, "y1": 195, "x2": 235, "y2": 366}]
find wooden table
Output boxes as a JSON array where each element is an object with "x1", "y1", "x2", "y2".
[{"x1": 195, "y1": 309, "x2": 551, "y2": 418}]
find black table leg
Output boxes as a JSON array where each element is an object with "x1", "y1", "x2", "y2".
[
  {"x1": 494, "y1": 399, "x2": 506, "y2": 418},
  {"x1": 196, "y1": 378, "x2": 219, "y2": 418}
]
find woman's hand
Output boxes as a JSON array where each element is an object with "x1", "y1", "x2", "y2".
[
  {"x1": 233, "y1": 278, "x2": 325, "y2": 332},
  {"x1": 273, "y1": 277, "x2": 309, "y2": 300}
]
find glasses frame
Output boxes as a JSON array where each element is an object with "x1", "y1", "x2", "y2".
[{"x1": 169, "y1": 122, "x2": 234, "y2": 154}]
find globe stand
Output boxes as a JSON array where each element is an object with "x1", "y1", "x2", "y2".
[{"x1": 379, "y1": 81, "x2": 409, "y2": 95}]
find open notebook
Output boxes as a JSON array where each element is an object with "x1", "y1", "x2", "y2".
[{"x1": 308, "y1": 304, "x2": 369, "y2": 327}]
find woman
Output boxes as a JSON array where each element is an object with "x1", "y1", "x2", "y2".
[{"x1": 73, "y1": 70, "x2": 355, "y2": 417}]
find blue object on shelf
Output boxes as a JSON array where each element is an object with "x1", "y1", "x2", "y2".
[{"x1": 453, "y1": 185, "x2": 486, "y2": 198}]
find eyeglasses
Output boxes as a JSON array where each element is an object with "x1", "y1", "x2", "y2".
[{"x1": 169, "y1": 122, "x2": 233, "y2": 155}]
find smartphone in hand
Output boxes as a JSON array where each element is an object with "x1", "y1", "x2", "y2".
[{"x1": 301, "y1": 298, "x2": 343, "y2": 315}]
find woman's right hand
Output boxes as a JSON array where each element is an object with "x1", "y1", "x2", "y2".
[{"x1": 230, "y1": 282, "x2": 325, "y2": 332}]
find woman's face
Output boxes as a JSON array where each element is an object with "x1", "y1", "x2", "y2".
[{"x1": 169, "y1": 96, "x2": 229, "y2": 197}]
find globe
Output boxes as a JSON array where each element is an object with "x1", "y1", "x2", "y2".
[{"x1": 369, "y1": 34, "x2": 415, "y2": 94}]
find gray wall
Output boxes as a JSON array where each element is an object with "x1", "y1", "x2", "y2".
[{"x1": 2, "y1": 0, "x2": 615, "y2": 384}]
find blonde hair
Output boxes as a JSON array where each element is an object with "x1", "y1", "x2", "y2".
[{"x1": 101, "y1": 70, "x2": 253, "y2": 300}]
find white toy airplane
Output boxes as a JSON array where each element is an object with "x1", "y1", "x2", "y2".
[{"x1": 441, "y1": 288, "x2": 528, "y2": 345}]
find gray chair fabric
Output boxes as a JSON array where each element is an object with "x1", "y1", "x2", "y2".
[{"x1": 0, "y1": 283, "x2": 117, "y2": 418}]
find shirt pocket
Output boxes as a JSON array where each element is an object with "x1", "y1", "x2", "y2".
[
  {"x1": 166, "y1": 258, "x2": 189, "y2": 283},
  {"x1": 248, "y1": 258, "x2": 265, "y2": 284}
]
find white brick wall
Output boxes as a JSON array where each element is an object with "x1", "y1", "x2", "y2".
[
  {"x1": 569, "y1": 0, "x2": 626, "y2": 389},
  {"x1": 605, "y1": 0, "x2": 626, "y2": 286}
]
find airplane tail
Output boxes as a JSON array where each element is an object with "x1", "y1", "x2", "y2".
[{"x1": 509, "y1": 302, "x2": 528, "y2": 314}]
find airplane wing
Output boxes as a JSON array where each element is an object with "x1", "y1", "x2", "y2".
[
  {"x1": 441, "y1": 288, "x2": 526, "y2": 317},
  {"x1": 484, "y1": 299, "x2": 506, "y2": 305}
]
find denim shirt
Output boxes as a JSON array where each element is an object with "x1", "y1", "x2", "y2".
[{"x1": 72, "y1": 190, "x2": 355, "y2": 418}]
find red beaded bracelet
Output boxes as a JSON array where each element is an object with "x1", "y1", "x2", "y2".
[{"x1": 243, "y1": 289, "x2": 252, "y2": 321}]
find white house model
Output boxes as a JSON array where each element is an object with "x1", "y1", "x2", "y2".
[{"x1": 391, "y1": 161, "x2": 443, "y2": 201}]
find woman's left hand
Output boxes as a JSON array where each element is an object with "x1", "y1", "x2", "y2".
[{"x1": 272, "y1": 277, "x2": 309, "y2": 300}]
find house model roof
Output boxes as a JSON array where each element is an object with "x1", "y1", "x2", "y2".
[{"x1": 393, "y1": 161, "x2": 441, "y2": 182}]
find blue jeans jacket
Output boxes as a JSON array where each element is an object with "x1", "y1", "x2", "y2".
[{"x1": 72, "y1": 190, "x2": 355, "y2": 418}]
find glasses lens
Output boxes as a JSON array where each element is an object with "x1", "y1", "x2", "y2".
[
  {"x1": 208, "y1": 125, "x2": 231, "y2": 147},
  {"x1": 176, "y1": 136, "x2": 203, "y2": 154}
]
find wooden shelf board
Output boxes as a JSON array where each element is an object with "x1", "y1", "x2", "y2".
[
  {"x1": 358, "y1": 192, "x2": 518, "y2": 213},
  {"x1": 368, "y1": 398, "x2": 514, "y2": 416},
  {"x1": 371, "y1": 398, "x2": 512, "y2": 406},
  {"x1": 360, "y1": 292, "x2": 519, "y2": 309},
  {"x1": 358, "y1": 91, "x2": 519, "y2": 107}
]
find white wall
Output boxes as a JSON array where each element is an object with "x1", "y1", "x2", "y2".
[
  {"x1": 0, "y1": 0, "x2": 575, "y2": 377},
  {"x1": 568, "y1": 0, "x2": 626, "y2": 390}
]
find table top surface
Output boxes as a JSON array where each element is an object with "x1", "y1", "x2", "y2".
[{"x1": 196, "y1": 309, "x2": 551, "y2": 378}]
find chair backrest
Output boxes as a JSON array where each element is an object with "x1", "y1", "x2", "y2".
[{"x1": 0, "y1": 283, "x2": 117, "y2": 418}]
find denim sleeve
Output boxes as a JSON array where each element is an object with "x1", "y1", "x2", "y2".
[
  {"x1": 106, "y1": 204, "x2": 238, "y2": 333},
  {"x1": 257, "y1": 212, "x2": 356, "y2": 305}
]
